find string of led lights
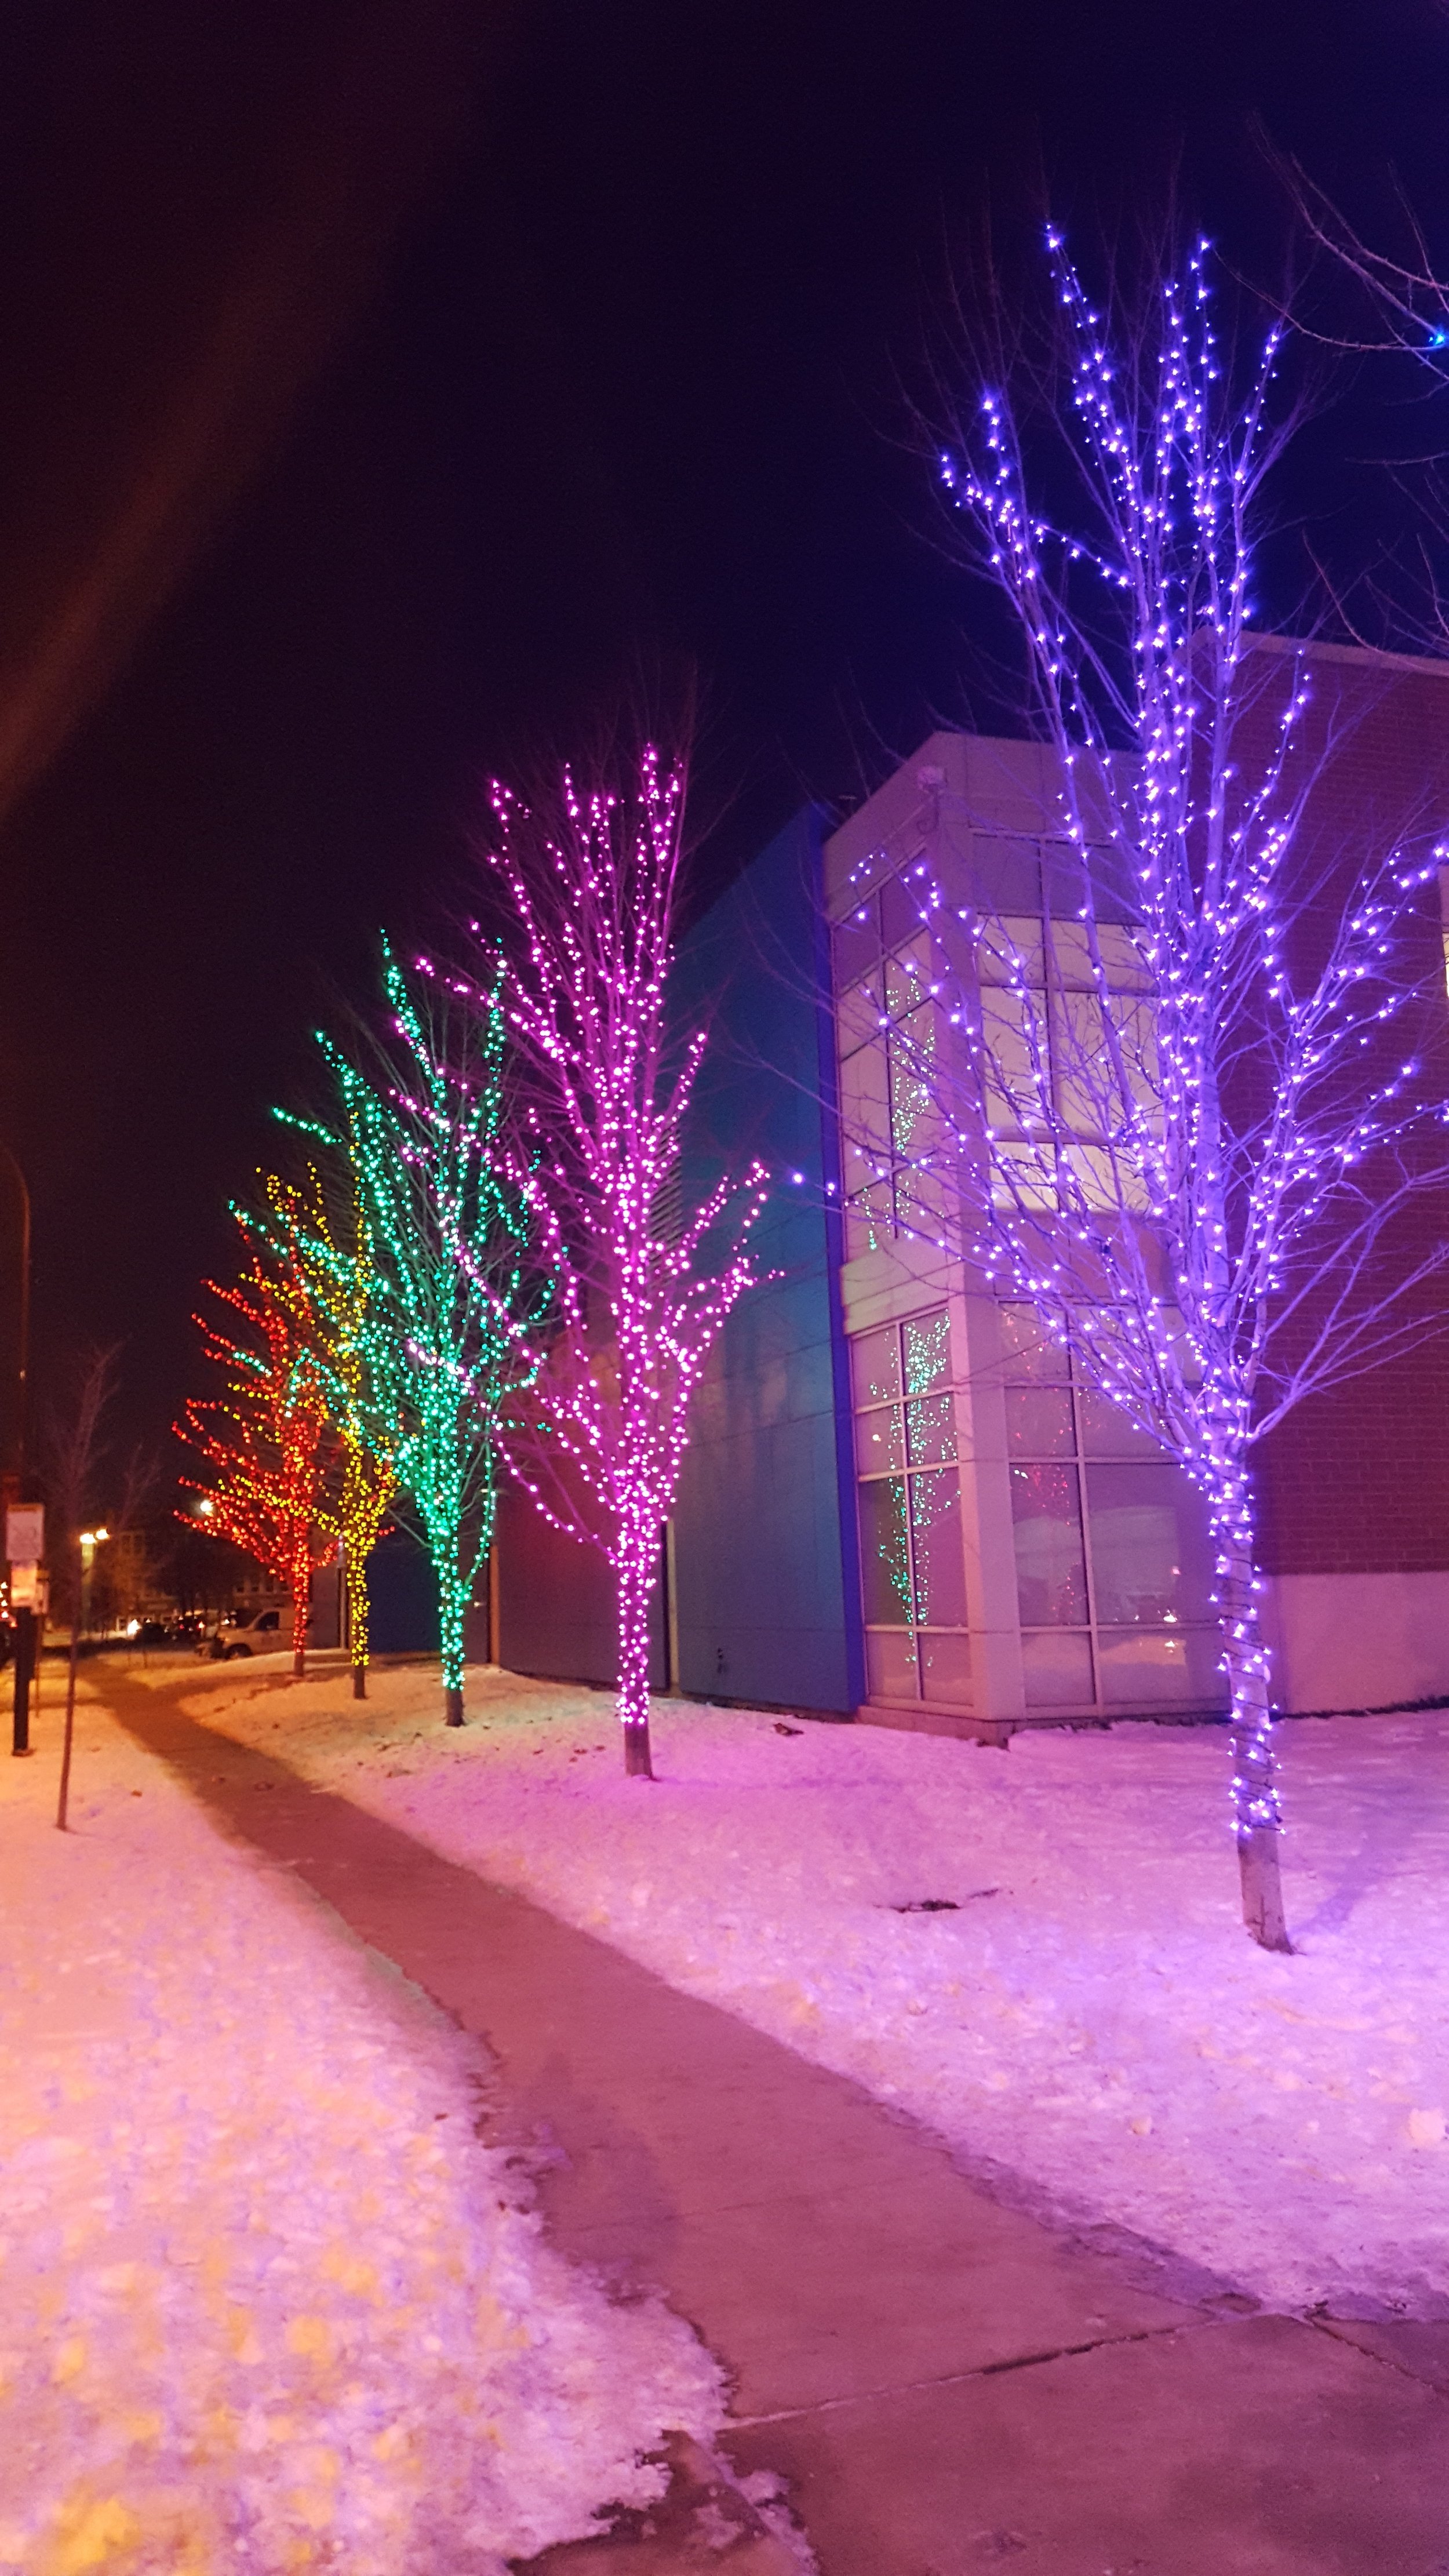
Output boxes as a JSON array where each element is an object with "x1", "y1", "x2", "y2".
[
  {"x1": 246, "y1": 1166, "x2": 400, "y2": 1693},
  {"x1": 279, "y1": 941, "x2": 549, "y2": 1723},
  {"x1": 174, "y1": 1214, "x2": 340, "y2": 1672},
  {"x1": 472, "y1": 747, "x2": 767, "y2": 1778},
  {"x1": 837, "y1": 235, "x2": 1449, "y2": 1949}
]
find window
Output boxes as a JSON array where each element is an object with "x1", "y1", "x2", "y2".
[
  {"x1": 1000, "y1": 1304, "x2": 1223, "y2": 1713},
  {"x1": 835, "y1": 886, "x2": 951, "y2": 1256},
  {"x1": 833, "y1": 840, "x2": 1157, "y2": 1254},
  {"x1": 851, "y1": 1307, "x2": 971, "y2": 1708}
]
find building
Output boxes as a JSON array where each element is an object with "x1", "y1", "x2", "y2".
[{"x1": 496, "y1": 642, "x2": 1449, "y2": 1737}]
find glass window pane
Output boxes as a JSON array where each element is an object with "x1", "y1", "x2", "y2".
[
  {"x1": 844, "y1": 1192, "x2": 890, "y2": 1261},
  {"x1": 990, "y1": 1140, "x2": 1057, "y2": 1213},
  {"x1": 1004, "y1": 1387, "x2": 1075, "y2": 1457},
  {"x1": 857, "y1": 1405, "x2": 905, "y2": 1473},
  {"x1": 906, "y1": 1393, "x2": 956, "y2": 1467},
  {"x1": 1095, "y1": 1627, "x2": 1225, "y2": 1709},
  {"x1": 1046, "y1": 919, "x2": 1098, "y2": 990},
  {"x1": 999, "y1": 1305, "x2": 1069, "y2": 1381},
  {"x1": 1057, "y1": 1141, "x2": 1149, "y2": 1214},
  {"x1": 887, "y1": 1009, "x2": 938, "y2": 1164},
  {"x1": 1085, "y1": 1462, "x2": 1217, "y2": 1627},
  {"x1": 1077, "y1": 1389, "x2": 1167, "y2": 1459},
  {"x1": 851, "y1": 1325, "x2": 901, "y2": 1410},
  {"x1": 833, "y1": 901, "x2": 879, "y2": 987},
  {"x1": 973, "y1": 836, "x2": 1042, "y2": 915},
  {"x1": 1052, "y1": 988, "x2": 1110, "y2": 1136},
  {"x1": 1094, "y1": 920, "x2": 1152, "y2": 988},
  {"x1": 920, "y1": 1631, "x2": 972, "y2": 1708},
  {"x1": 836, "y1": 969, "x2": 883, "y2": 1061},
  {"x1": 1021, "y1": 1629, "x2": 1094, "y2": 1708},
  {"x1": 893, "y1": 1154, "x2": 952, "y2": 1248},
  {"x1": 909, "y1": 1468, "x2": 967, "y2": 1628},
  {"x1": 1010, "y1": 1462, "x2": 1088, "y2": 1626},
  {"x1": 902, "y1": 1309, "x2": 951, "y2": 1396},
  {"x1": 884, "y1": 937, "x2": 932, "y2": 1020},
  {"x1": 981, "y1": 984, "x2": 1048, "y2": 1134},
  {"x1": 881, "y1": 868, "x2": 930, "y2": 952},
  {"x1": 859, "y1": 1478, "x2": 912, "y2": 1626},
  {"x1": 975, "y1": 911, "x2": 1045, "y2": 988},
  {"x1": 839, "y1": 1036, "x2": 891, "y2": 1158},
  {"x1": 867, "y1": 1628, "x2": 920, "y2": 1702}
]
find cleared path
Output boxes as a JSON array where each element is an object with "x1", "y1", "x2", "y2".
[{"x1": 108, "y1": 1673, "x2": 1449, "y2": 2575}]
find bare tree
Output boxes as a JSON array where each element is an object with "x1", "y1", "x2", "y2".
[{"x1": 843, "y1": 236, "x2": 1449, "y2": 1948}]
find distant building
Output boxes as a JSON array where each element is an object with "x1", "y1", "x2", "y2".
[{"x1": 495, "y1": 642, "x2": 1449, "y2": 1737}]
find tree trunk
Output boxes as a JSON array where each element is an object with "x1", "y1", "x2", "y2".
[
  {"x1": 1213, "y1": 1487, "x2": 1291, "y2": 1953},
  {"x1": 346, "y1": 1537, "x2": 370, "y2": 1703},
  {"x1": 616, "y1": 1530, "x2": 655, "y2": 1780},
  {"x1": 290, "y1": 1541, "x2": 310, "y2": 1680}
]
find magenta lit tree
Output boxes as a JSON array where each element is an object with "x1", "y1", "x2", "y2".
[
  {"x1": 843, "y1": 238, "x2": 1449, "y2": 1949},
  {"x1": 481, "y1": 747, "x2": 767, "y2": 1778}
]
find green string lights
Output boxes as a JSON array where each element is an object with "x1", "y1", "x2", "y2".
[{"x1": 281, "y1": 941, "x2": 549, "y2": 1724}]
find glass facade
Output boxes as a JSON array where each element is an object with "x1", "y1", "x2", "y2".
[
  {"x1": 851, "y1": 1308, "x2": 971, "y2": 1708},
  {"x1": 1000, "y1": 1302, "x2": 1222, "y2": 1711},
  {"x1": 835, "y1": 822, "x2": 1226, "y2": 1724}
]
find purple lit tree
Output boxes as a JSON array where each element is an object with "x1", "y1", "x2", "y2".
[
  {"x1": 481, "y1": 747, "x2": 767, "y2": 1779},
  {"x1": 855, "y1": 238, "x2": 1449, "y2": 1948}
]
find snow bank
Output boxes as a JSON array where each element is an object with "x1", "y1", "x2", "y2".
[
  {"x1": 162, "y1": 1653, "x2": 1449, "y2": 2323},
  {"x1": 0, "y1": 1680, "x2": 719, "y2": 2574}
]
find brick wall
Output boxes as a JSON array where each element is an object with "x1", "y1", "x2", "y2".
[{"x1": 1236, "y1": 643, "x2": 1449, "y2": 1578}]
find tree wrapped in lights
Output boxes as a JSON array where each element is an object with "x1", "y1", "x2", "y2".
[
  {"x1": 482, "y1": 746, "x2": 767, "y2": 1779},
  {"x1": 253, "y1": 1167, "x2": 399, "y2": 1699},
  {"x1": 176, "y1": 1215, "x2": 338, "y2": 1675},
  {"x1": 857, "y1": 237, "x2": 1449, "y2": 1949},
  {"x1": 285, "y1": 941, "x2": 547, "y2": 1725}
]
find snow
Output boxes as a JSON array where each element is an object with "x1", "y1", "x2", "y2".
[
  {"x1": 155, "y1": 1653, "x2": 1449, "y2": 2325},
  {"x1": 0, "y1": 1676, "x2": 719, "y2": 2574}
]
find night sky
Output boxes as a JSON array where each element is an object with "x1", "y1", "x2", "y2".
[{"x1": 2, "y1": 0, "x2": 1448, "y2": 1475}]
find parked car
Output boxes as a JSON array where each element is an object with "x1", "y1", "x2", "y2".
[{"x1": 209, "y1": 1606, "x2": 310, "y2": 1660}]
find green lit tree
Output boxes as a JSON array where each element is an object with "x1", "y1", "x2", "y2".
[{"x1": 282, "y1": 942, "x2": 547, "y2": 1724}]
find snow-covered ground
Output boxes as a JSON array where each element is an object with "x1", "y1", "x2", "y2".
[
  {"x1": 141, "y1": 1651, "x2": 1449, "y2": 2326},
  {"x1": 0, "y1": 1673, "x2": 718, "y2": 2575}
]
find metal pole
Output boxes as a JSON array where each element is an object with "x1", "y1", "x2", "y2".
[
  {"x1": 0, "y1": 1141, "x2": 30, "y2": 1484},
  {"x1": 2, "y1": 1144, "x2": 34, "y2": 1757}
]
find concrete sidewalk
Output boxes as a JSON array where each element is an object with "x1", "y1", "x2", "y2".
[{"x1": 107, "y1": 1676, "x2": 1449, "y2": 2575}]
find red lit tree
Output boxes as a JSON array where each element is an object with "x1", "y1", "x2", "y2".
[
  {"x1": 480, "y1": 746, "x2": 767, "y2": 1778},
  {"x1": 176, "y1": 1213, "x2": 338, "y2": 1674}
]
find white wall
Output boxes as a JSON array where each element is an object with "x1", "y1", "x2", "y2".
[{"x1": 1263, "y1": 1571, "x2": 1449, "y2": 1713}]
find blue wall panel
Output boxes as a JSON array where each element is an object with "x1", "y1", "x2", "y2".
[
  {"x1": 369, "y1": 1525, "x2": 443, "y2": 1656},
  {"x1": 494, "y1": 1480, "x2": 668, "y2": 1690},
  {"x1": 493, "y1": 803, "x2": 861, "y2": 1716},
  {"x1": 671, "y1": 808, "x2": 862, "y2": 1715}
]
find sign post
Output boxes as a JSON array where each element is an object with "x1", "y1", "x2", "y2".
[{"x1": 6, "y1": 1504, "x2": 43, "y2": 1758}]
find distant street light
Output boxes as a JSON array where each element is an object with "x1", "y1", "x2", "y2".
[{"x1": 78, "y1": 1528, "x2": 109, "y2": 1639}]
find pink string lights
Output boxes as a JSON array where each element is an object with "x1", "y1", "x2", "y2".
[{"x1": 479, "y1": 747, "x2": 767, "y2": 1778}]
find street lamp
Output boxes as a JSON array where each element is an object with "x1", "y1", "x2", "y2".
[{"x1": 78, "y1": 1529, "x2": 109, "y2": 1640}]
